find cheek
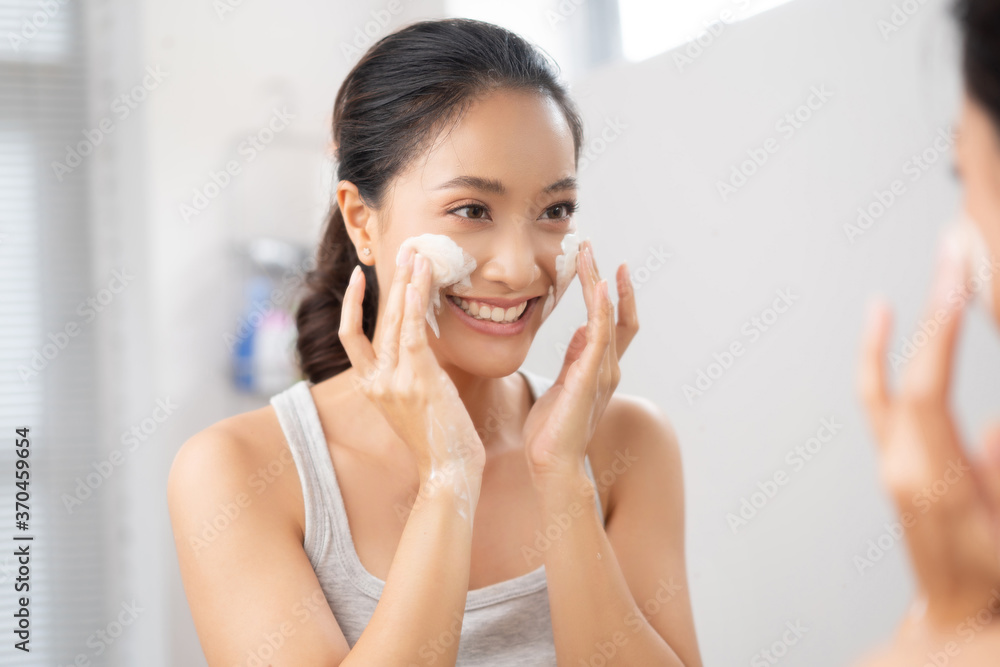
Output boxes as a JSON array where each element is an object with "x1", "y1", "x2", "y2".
[{"x1": 962, "y1": 143, "x2": 1000, "y2": 252}]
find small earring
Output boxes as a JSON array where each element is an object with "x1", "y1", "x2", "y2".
[{"x1": 362, "y1": 247, "x2": 371, "y2": 257}]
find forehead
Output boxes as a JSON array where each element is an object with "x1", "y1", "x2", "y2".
[{"x1": 405, "y1": 88, "x2": 577, "y2": 193}]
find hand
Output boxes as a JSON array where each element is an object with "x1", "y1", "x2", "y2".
[
  {"x1": 523, "y1": 240, "x2": 639, "y2": 480},
  {"x1": 339, "y1": 246, "x2": 486, "y2": 483},
  {"x1": 858, "y1": 232, "x2": 1000, "y2": 630}
]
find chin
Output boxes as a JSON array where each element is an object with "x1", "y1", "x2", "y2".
[{"x1": 434, "y1": 344, "x2": 532, "y2": 379}]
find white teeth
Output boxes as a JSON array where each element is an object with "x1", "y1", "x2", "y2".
[{"x1": 448, "y1": 295, "x2": 529, "y2": 323}]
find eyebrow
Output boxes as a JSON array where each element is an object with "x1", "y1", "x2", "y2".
[{"x1": 433, "y1": 175, "x2": 577, "y2": 195}]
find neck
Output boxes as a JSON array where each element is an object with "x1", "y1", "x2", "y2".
[
  {"x1": 332, "y1": 364, "x2": 527, "y2": 456},
  {"x1": 438, "y1": 362, "x2": 526, "y2": 453}
]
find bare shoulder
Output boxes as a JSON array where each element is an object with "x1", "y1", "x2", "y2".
[
  {"x1": 851, "y1": 627, "x2": 1000, "y2": 667},
  {"x1": 166, "y1": 402, "x2": 350, "y2": 664},
  {"x1": 168, "y1": 405, "x2": 283, "y2": 490},
  {"x1": 588, "y1": 390, "x2": 682, "y2": 522},
  {"x1": 167, "y1": 403, "x2": 305, "y2": 541}
]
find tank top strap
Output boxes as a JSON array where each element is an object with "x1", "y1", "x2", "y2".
[
  {"x1": 517, "y1": 369, "x2": 606, "y2": 525},
  {"x1": 271, "y1": 380, "x2": 388, "y2": 599},
  {"x1": 269, "y1": 381, "x2": 329, "y2": 556}
]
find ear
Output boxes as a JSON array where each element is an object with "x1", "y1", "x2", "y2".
[{"x1": 337, "y1": 179, "x2": 377, "y2": 266}]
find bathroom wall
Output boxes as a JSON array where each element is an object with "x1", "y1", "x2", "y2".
[{"x1": 524, "y1": 0, "x2": 1000, "y2": 664}]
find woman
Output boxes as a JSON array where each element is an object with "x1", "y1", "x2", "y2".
[
  {"x1": 168, "y1": 18, "x2": 702, "y2": 666},
  {"x1": 855, "y1": 0, "x2": 1000, "y2": 663}
]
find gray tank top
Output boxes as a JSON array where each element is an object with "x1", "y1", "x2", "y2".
[{"x1": 270, "y1": 368, "x2": 604, "y2": 666}]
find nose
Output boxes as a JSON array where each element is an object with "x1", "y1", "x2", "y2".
[{"x1": 477, "y1": 225, "x2": 538, "y2": 294}]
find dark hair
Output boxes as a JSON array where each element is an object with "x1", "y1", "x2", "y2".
[
  {"x1": 294, "y1": 18, "x2": 585, "y2": 384},
  {"x1": 954, "y1": 0, "x2": 1000, "y2": 131}
]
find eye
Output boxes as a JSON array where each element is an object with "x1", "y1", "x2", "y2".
[
  {"x1": 540, "y1": 201, "x2": 578, "y2": 221},
  {"x1": 447, "y1": 201, "x2": 578, "y2": 222},
  {"x1": 448, "y1": 203, "x2": 491, "y2": 221}
]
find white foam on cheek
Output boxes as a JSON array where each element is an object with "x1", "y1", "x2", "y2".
[
  {"x1": 398, "y1": 233, "x2": 477, "y2": 338},
  {"x1": 555, "y1": 233, "x2": 582, "y2": 299},
  {"x1": 541, "y1": 233, "x2": 583, "y2": 320}
]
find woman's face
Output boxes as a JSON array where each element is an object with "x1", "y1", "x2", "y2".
[
  {"x1": 369, "y1": 88, "x2": 579, "y2": 377},
  {"x1": 955, "y1": 92, "x2": 1000, "y2": 324}
]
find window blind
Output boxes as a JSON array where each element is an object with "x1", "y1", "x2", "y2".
[{"x1": 0, "y1": 0, "x2": 107, "y2": 664}]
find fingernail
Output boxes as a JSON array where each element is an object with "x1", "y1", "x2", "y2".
[
  {"x1": 349, "y1": 264, "x2": 361, "y2": 285},
  {"x1": 414, "y1": 253, "x2": 426, "y2": 274}
]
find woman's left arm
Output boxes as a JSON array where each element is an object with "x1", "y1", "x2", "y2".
[
  {"x1": 524, "y1": 239, "x2": 702, "y2": 666},
  {"x1": 533, "y1": 399, "x2": 702, "y2": 667}
]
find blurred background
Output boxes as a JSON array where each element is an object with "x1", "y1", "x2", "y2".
[{"x1": 2, "y1": 0, "x2": 998, "y2": 664}]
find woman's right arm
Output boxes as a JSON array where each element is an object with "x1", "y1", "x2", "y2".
[{"x1": 168, "y1": 425, "x2": 483, "y2": 667}]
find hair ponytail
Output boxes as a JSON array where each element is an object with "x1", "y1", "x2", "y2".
[{"x1": 294, "y1": 205, "x2": 379, "y2": 384}]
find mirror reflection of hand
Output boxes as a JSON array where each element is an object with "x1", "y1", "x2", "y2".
[
  {"x1": 858, "y1": 233, "x2": 1000, "y2": 635},
  {"x1": 523, "y1": 240, "x2": 639, "y2": 482}
]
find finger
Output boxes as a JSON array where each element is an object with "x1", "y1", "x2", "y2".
[
  {"x1": 376, "y1": 245, "x2": 416, "y2": 366},
  {"x1": 614, "y1": 262, "x2": 638, "y2": 358},
  {"x1": 599, "y1": 277, "x2": 617, "y2": 369},
  {"x1": 554, "y1": 325, "x2": 588, "y2": 387},
  {"x1": 576, "y1": 241, "x2": 598, "y2": 316},
  {"x1": 975, "y1": 423, "x2": 1000, "y2": 520},
  {"x1": 586, "y1": 239, "x2": 602, "y2": 281},
  {"x1": 601, "y1": 279, "x2": 620, "y2": 397},
  {"x1": 858, "y1": 297, "x2": 893, "y2": 444},
  {"x1": 339, "y1": 264, "x2": 377, "y2": 378},
  {"x1": 573, "y1": 278, "x2": 613, "y2": 396},
  {"x1": 984, "y1": 424, "x2": 1000, "y2": 466},
  {"x1": 398, "y1": 255, "x2": 437, "y2": 379},
  {"x1": 899, "y1": 231, "x2": 969, "y2": 405}
]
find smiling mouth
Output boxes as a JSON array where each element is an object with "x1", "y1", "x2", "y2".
[{"x1": 445, "y1": 294, "x2": 539, "y2": 323}]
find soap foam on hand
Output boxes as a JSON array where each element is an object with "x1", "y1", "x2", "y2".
[{"x1": 398, "y1": 233, "x2": 477, "y2": 338}]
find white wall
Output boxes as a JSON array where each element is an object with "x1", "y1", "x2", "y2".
[{"x1": 522, "y1": 0, "x2": 1000, "y2": 664}]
